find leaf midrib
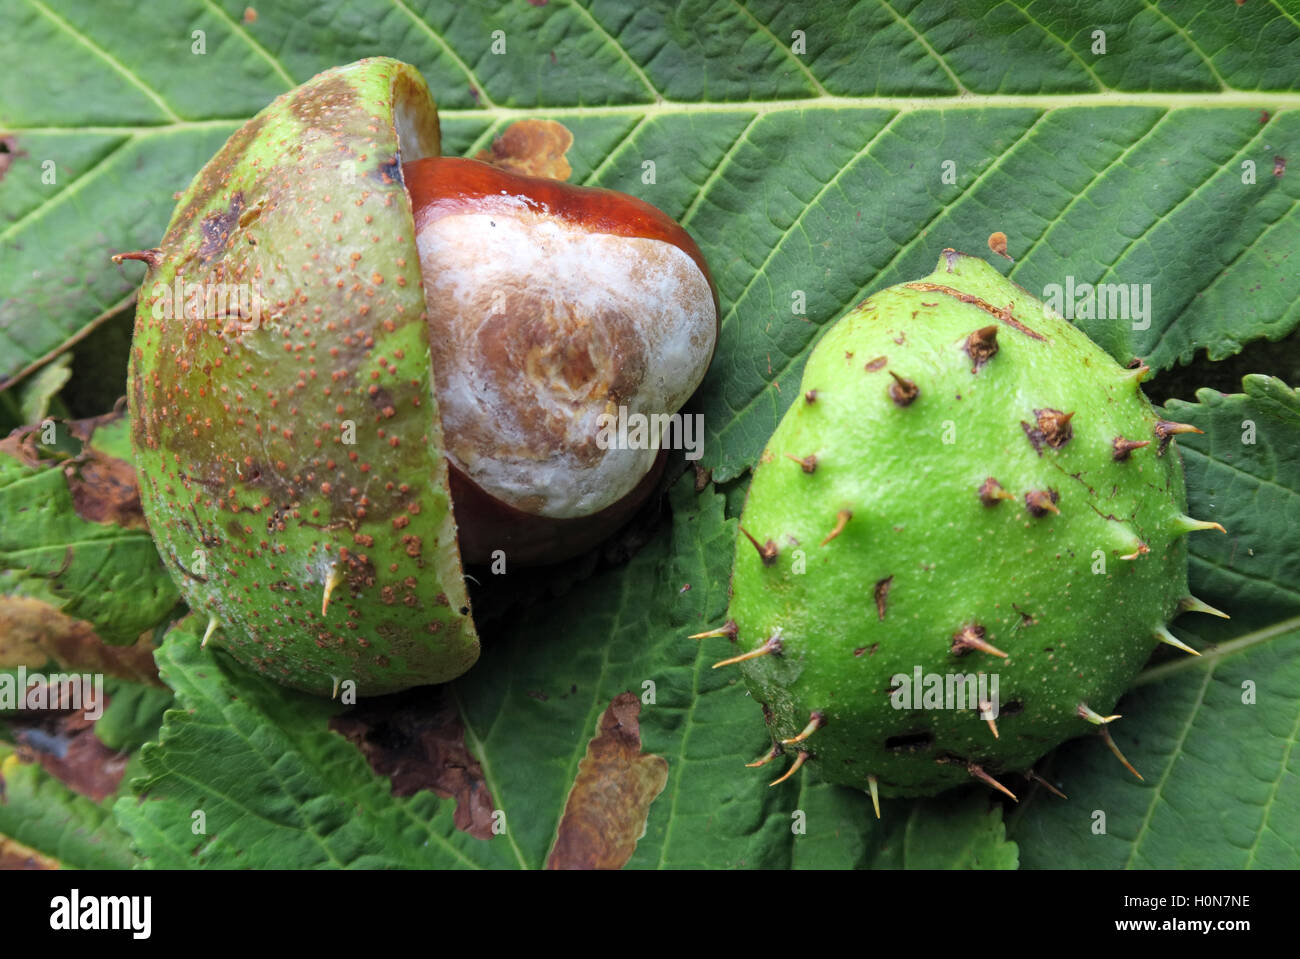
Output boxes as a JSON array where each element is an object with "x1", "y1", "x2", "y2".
[{"x1": 8, "y1": 90, "x2": 1300, "y2": 135}]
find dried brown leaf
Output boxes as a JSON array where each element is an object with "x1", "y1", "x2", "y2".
[{"x1": 546, "y1": 692, "x2": 668, "y2": 869}]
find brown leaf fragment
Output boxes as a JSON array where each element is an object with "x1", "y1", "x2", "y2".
[
  {"x1": 0, "y1": 411, "x2": 146, "y2": 529},
  {"x1": 0, "y1": 835, "x2": 60, "y2": 870},
  {"x1": 10, "y1": 711, "x2": 127, "y2": 803},
  {"x1": 693, "y1": 463, "x2": 711, "y2": 493},
  {"x1": 330, "y1": 689, "x2": 497, "y2": 839},
  {"x1": 546, "y1": 692, "x2": 668, "y2": 870},
  {"x1": 64, "y1": 452, "x2": 145, "y2": 528},
  {"x1": 0, "y1": 596, "x2": 160, "y2": 684},
  {"x1": 0, "y1": 135, "x2": 26, "y2": 185},
  {"x1": 474, "y1": 119, "x2": 574, "y2": 181}
]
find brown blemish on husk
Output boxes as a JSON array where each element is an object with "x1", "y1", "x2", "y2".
[
  {"x1": 1022, "y1": 408, "x2": 1073, "y2": 454},
  {"x1": 741, "y1": 526, "x2": 779, "y2": 565},
  {"x1": 1112, "y1": 436, "x2": 1150, "y2": 461},
  {"x1": 888, "y1": 371, "x2": 918, "y2": 406},
  {"x1": 978, "y1": 477, "x2": 1012, "y2": 506},
  {"x1": 905, "y1": 282, "x2": 1046, "y2": 341},
  {"x1": 197, "y1": 192, "x2": 245, "y2": 264},
  {"x1": 964, "y1": 325, "x2": 998, "y2": 371},
  {"x1": 950, "y1": 624, "x2": 1008, "y2": 658},
  {"x1": 1154, "y1": 420, "x2": 1203, "y2": 456},
  {"x1": 1025, "y1": 488, "x2": 1060, "y2": 517},
  {"x1": 874, "y1": 575, "x2": 893, "y2": 621}
]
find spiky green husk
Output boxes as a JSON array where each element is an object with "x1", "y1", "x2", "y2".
[
  {"x1": 128, "y1": 58, "x2": 478, "y2": 696},
  {"x1": 727, "y1": 250, "x2": 1196, "y2": 797}
]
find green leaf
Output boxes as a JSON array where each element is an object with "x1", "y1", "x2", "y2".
[
  {"x1": 900, "y1": 794, "x2": 1019, "y2": 869},
  {"x1": 115, "y1": 616, "x2": 522, "y2": 868},
  {"x1": 0, "y1": 744, "x2": 135, "y2": 870},
  {"x1": 1171, "y1": 376, "x2": 1300, "y2": 628},
  {"x1": 94, "y1": 679, "x2": 173, "y2": 754},
  {"x1": 18, "y1": 352, "x2": 71, "y2": 424},
  {"x1": 0, "y1": 426, "x2": 180, "y2": 644},
  {"x1": 1007, "y1": 616, "x2": 1300, "y2": 869}
]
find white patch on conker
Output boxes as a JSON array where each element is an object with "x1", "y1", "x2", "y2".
[{"x1": 415, "y1": 210, "x2": 715, "y2": 518}]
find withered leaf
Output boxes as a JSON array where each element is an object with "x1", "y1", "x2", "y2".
[
  {"x1": 10, "y1": 711, "x2": 128, "y2": 803},
  {"x1": 474, "y1": 119, "x2": 574, "y2": 181},
  {"x1": 331, "y1": 688, "x2": 497, "y2": 839},
  {"x1": 0, "y1": 595, "x2": 160, "y2": 684},
  {"x1": 546, "y1": 692, "x2": 668, "y2": 869}
]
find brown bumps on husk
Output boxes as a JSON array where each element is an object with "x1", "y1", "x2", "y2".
[
  {"x1": 784, "y1": 453, "x2": 818, "y2": 474},
  {"x1": 978, "y1": 477, "x2": 1013, "y2": 506},
  {"x1": 1119, "y1": 541, "x2": 1150, "y2": 561},
  {"x1": 712, "y1": 630, "x2": 784, "y2": 668},
  {"x1": 821, "y1": 509, "x2": 852, "y2": 546},
  {"x1": 1112, "y1": 436, "x2": 1150, "y2": 461},
  {"x1": 1024, "y1": 488, "x2": 1060, "y2": 517},
  {"x1": 950, "y1": 624, "x2": 1008, "y2": 659},
  {"x1": 965, "y1": 325, "x2": 999, "y2": 371},
  {"x1": 546, "y1": 692, "x2": 668, "y2": 869},
  {"x1": 740, "y1": 526, "x2": 779, "y2": 565},
  {"x1": 1034, "y1": 409, "x2": 1074, "y2": 448},
  {"x1": 966, "y1": 763, "x2": 1018, "y2": 801},
  {"x1": 874, "y1": 575, "x2": 893, "y2": 621},
  {"x1": 781, "y1": 710, "x2": 826, "y2": 745},
  {"x1": 1154, "y1": 420, "x2": 1203, "y2": 456},
  {"x1": 864, "y1": 355, "x2": 888, "y2": 372},
  {"x1": 688, "y1": 619, "x2": 738, "y2": 641},
  {"x1": 804, "y1": 389, "x2": 818, "y2": 404},
  {"x1": 888, "y1": 371, "x2": 919, "y2": 406},
  {"x1": 1021, "y1": 408, "x2": 1073, "y2": 454}
]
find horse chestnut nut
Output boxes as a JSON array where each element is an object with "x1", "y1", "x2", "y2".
[{"x1": 120, "y1": 58, "x2": 717, "y2": 696}]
